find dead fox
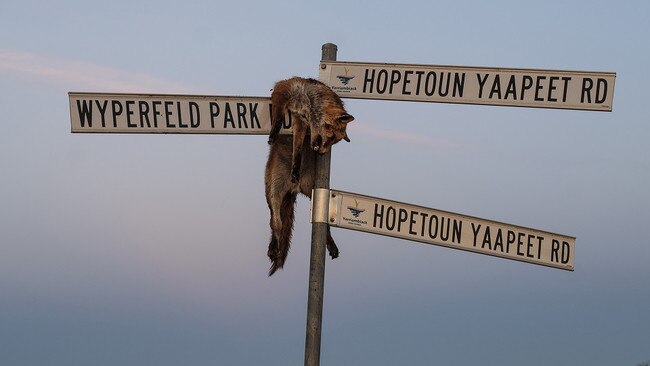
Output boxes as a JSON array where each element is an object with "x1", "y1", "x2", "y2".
[
  {"x1": 268, "y1": 77, "x2": 354, "y2": 183},
  {"x1": 265, "y1": 77, "x2": 353, "y2": 275}
]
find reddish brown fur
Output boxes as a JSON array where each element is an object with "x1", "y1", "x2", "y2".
[
  {"x1": 265, "y1": 77, "x2": 353, "y2": 275},
  {"x1": 265, "y1": 135, "x2": 339, "y2": 275},
  {"x1": 268, "y1": 77, "x2": 353, "y2": 182}
]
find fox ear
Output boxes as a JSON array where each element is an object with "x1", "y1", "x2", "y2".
[{"x1": 338, "y1": 114, "x2": 354, "y2": 124}]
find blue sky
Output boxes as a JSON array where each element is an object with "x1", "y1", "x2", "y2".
[{"x1": 1, "y1": 0, "x2": 648, "y2": 365}]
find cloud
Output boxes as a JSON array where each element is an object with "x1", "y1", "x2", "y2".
[
  {"x1": 0, "y1": 48, "x2": 460, "y2": 149},
  {"x1": 0, "y1": 49, "x2": 195, "y2": 93}
]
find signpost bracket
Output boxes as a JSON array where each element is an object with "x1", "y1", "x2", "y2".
[{"x1": 310, "y1": 188, "x2": 331, "y2": 224}]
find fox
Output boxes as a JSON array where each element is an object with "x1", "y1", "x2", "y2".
[
  {"x1": 268, "y1": 77, "x2": 354, "y2": 183},
  {"x1": 265, "y1": 77, "x2": 354, "y2": 276}
]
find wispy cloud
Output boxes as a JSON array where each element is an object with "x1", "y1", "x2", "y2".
[
  {"x1": 1, "y1": 48, "x2": 461, "y2": 148},
  {"x1": 0, "y1": 49, "x2": 195, "y2": 93},
  {"x1": 353, "y1": 122, "x2": 462, "y2": 150}
]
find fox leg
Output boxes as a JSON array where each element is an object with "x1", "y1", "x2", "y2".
[
  {"x1": 268, "y1": 108, "x2": 284, "y2": 145},
  {"x1": 291, "y1": 121, "x2": 306, "y2": 183},
  {"x1": 326, "y1": 226, "x2": 339, "y2": 259}
]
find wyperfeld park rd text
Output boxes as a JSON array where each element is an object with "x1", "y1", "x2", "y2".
[{"x1": 69, "y1": 94, "x2": 283, "y2": 134}]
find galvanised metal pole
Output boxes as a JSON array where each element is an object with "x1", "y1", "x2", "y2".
[{"x1": 304, "y1": 42, "x2": 337, "y2": 366}]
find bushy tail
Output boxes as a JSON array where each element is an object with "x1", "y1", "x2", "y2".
[
  {"x1": 268, "y1": 193, "x2": 296, "y2": 276},
  {"x1": 268, "y1": 245, "x2": 287, "y2": 276}
]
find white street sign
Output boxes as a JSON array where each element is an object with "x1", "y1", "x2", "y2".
[
  {"x1": 69, "y1": 93, "x2": 292, "y2": 134},
  {"x1": 319, "y1": 61, "x2": 615, "y2": 111},
  {"x1": 324, "y1": 189, "x2": 575, "y2": 271}
]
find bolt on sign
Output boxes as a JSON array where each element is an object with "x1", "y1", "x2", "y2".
[
  {"x1": 69, "y1": 92, "x2": 293, "y2": 134},
  {"x1": 322, "y1": 189, "x2": 575, "y2": 271},
  {"x1": 319, "y1": 61, "x2": 615, "y2": 111}
]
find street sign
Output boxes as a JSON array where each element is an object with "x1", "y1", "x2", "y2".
[
  {"x1": 319, "y1": 61, "x2": 615, "y2": 111},
  {"x1": 321, "y1": 189, "x2": 575, "y2": 271},
  {"x1": 69, "y1": 92, "x2": 291, "y2": 134}
]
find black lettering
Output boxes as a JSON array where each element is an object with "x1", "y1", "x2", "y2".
[
  {"x1": 210, "y1": 102, "x2": 220, "y2": 128},
  {"x1": 452, "y1": 220, "x2": 462, "y2": 244},
  {"x1": 526, "y1": 234, "x2": 535, "y2": 258},
  {"x1": 363, "y1": 68, "x2": 375, "y2": 93},
  {"x1": 126, "y1": 100, "x2": 136, "y2": 128},
  {"x1": 596, "y1": 78, "x2": 608, "y2": 103},
  {"x1": 414, "y1": 71, "x2": 425, "y2": 95},
  {"x1": 477, "y1": 73, "x2": 489, "y2": 99},
  {"x1": 389, "y1": 70, "x2": 401, "y2": 94},
  {"x1": 76, "y1": 100, "x2": 93, "y2": 127},
  {"x1": 504, "y1": 75, "x2": 517, "y2": 100},
  {"x1": 95, "y1": 100, "x2": 108, "y2": 127},
  {"x1": 223, "y1": 103, "x2": 235, "y2": 128},
  {"x1": 249, "y1": 103, "x2": 261, "y2": 128},
  {"x1": 111, "y1": 101, "x2": 123, "y2": 128},
  {"x1": 537, "y1": 236, "x2": 544, "y2": 259},
  {"x1": 581, "y1": 78, "x2": 593, "y2": 103},
  {"x1": 438, "y1": 72, "x2": 451, "y2": 97},
  {"x1": 482, "y1": 226, "x2": 492, "y2": 249},
  {"x1": 386, "y1": 206, "x2": 396, "y2": 231},
  {"x1": 517, "y1": 232, "x2": 525, "y2": 256},
  {"x1": 236, "y1": 103, "x2": 248, "y2": 128},
  {"x1": 164, "y1": 101, "x2": 174, "y2": 128},
  {"x1": 189, "y1": 102, "x2": 200, "y2": 128},
  {"x1": 561, "y1": 241, "x2": 570, "y2": 264},
  {"x1": 534, "y1": 76, "x2": 546, "y2": 101},
  {"x1": 520, "y1": 75, "x2": 533, "y2": 100},
  {"x1": 419, "y1": 212, "x2": 428, "y2": 236},
  {"x1": 429, "y1": 214, "x2": 439, "y2": 239},
  {"x1": 547, "y1": 76, "x2": 559, "y2": 102},
  {"x1": 551, "y1": 239, "x2": 560, "y2": 262},
  {"x1": 440, "y1": 217, "x2": 450, "y2": 241},
  {"x1": 402, "y1": 70, "x2": 413, "y2": 95},
  {"x1": 424, "y1": 72, "x2": 436, "y2": 96},
  {"x1": 373, "y1": 203, "x2": 384, "y2": 229},
  {"x1": 177, "y1": 102, "x2": 188, "y2": 128},
  {"x1": 453, "y1": 73, "x2": 465, "y2": 97},
  {"x1": 152, "y1": 101, "x2": 161, "y2": 128},
  {"x1": 506, "y1": 230, "x2": 516, "y2": 254},
  {"x1": 408, "y1": 210, "x2": 418, "y2": 235},
  {"x1": 493, "y1": 229, "x2": 504, "y2": 252},
  {"x1": 471, "y1": 222, "x2": 481, "y2": 247},
  {"x1": 397, "y1": 208, "x2": 408, "y2": 232},
  {"x1": 138, "y1": 101, "x2": 151, "y2": 128},
  {"x1": 489, "y1": 75, "x2": 502, "y2": 99},
  {"x1": 376, "y1": 69, "x2": 388, "y2": 94},
  {"x1": 561, "y1": 77, "x2": 571, "y2": 102}
]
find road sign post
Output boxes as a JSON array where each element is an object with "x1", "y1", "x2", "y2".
[{"x1": 304, "y1": 42, "x2": 337, "y2": 366}]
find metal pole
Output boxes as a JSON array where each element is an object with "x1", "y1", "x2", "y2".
[{"x1": 304, "y1": 42, "x2": 337, "y2": 366}]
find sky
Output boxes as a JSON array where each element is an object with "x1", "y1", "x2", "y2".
[{"x1": 1, "y1": 0, "x2": 649, "y2": 365}]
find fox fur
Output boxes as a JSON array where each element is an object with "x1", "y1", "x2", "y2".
[
  {"x1": 265, "y1": 77, "x2": 353, "y2": 276},
  {"x1": 268, "y1": 77, "x2": 354, "y2": 183}
]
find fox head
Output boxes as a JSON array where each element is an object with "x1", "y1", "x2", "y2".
[{"x1": 311, "y1": 110, "x2": 354, "y2": 154}]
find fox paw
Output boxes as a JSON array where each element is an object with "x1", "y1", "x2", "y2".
[{"x1": 327, "y1": 245, "x2": 339, "y2": 260}]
